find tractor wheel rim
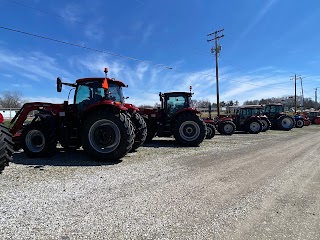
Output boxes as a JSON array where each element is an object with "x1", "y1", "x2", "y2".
[
  {"x1": 89, "y1": 119, "x2": 121, "y2": 153},
  {"x1": 282, "y1": 118, "x2": 293, "y2": 128},
  {"x1": 25, "y1": 129, "x2": 45, "y2": 153},
  {"x1": 250, "y1": 122, "x2": 260, "y2": 132},
  {"x1": 179, "y1": 121, "x2": 200, "y2": 141},
  {"x1": 297, "y1": 120, "x2": 303, "y2": 127},
  {"x1": 207, "y1": 127, "x2": 212, "y2": 136},
  {"x1": 223, "y1": 123, "x2": 234, "y2": 134}
]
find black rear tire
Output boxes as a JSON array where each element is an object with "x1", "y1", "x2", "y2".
[
  {"x1": 21, "y1": 121, "x2": 57, "y2": 158},
  {"x1": 260, "y1": 118, "x2": 271, "y2": 132},
  {"x1": 0, "y1": 124, "x2": 14, "y2": 174},
  {"x1": 277, "y1": 115, "x2": 294, "y2": 131},
  {"x1": 174, "y1": 114, "x2": 206, "y2": 146},
  {"x1": 144, "y1": 117, "x2": 156, "y2": 143},
  {"x1": 205, "y1": 123, "x2": 215, "y2": 139},
  {"x1": 82, "y1": 111, "x2": 134, "y2": 160},
  {"x1": 130, "y1": 112, "x2": 147, "y2": 151},
  {"x1": 245, "y1": 119, "x2": 262, "y2": 134},
  {"x1": 218, "y1": 121, "x2": 236, "y2": 135}
]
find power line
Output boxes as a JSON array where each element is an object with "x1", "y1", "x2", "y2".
[
  {"x1": 0, "y1": 25, "x2": 174, "y2": 69},
  {"x1": 3, "y1": 0, "x2": 88, "y2": 26}
]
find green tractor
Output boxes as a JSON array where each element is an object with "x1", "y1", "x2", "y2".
[{"x1": 263, "y1": 103, "x2": 295, "y2": 130}]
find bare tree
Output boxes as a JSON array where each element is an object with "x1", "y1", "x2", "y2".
[
  {"x1": 138, "y1": 104, "x2": 154, "y2": 109},
  {"x1": 0, "y1": 90, "x2": 23, "y2": 108}
]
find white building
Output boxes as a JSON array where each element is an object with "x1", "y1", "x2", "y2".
[{"x1": 0, "y1": 109, "x2": 19, "y2": 119}]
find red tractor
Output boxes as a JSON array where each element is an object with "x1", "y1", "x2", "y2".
[
  {"x1": 140, "y1": 91, "x2": 206, "y2": 146},
  {"x1": 231, "y1": 106, "x2": 266, "y2": 134},
  {"x1": 0, "y1": 117, "x2": 14, "y2": 174},
  {"x1": 202, "y1": 105, "x2": 236, "y2": 136},
  {"x1": 8, "y1": 70, "x2": 146, "y2": 161},
  {"x1": 307, "y1": 111, "x2": 320, "y2": 124},
  {"x1": 235, "y1": 105, "x2": 271, "y2": 132}
]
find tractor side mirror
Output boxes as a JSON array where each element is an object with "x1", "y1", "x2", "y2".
[{"x1": 57, "y1": 77, "x2": 62, "y2": 92}]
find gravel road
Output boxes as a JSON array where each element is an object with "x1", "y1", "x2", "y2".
[{"x1": 1, "y1": 126, "x2": 319, "y2": 240}]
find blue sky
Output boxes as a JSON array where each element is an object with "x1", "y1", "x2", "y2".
[{"x1": 1, "y1": 0, "x2": 320, "y2": 106}]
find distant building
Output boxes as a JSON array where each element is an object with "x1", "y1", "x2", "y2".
[{"x1": 0, "y1": 108, "x2": 19, "y2": 119}]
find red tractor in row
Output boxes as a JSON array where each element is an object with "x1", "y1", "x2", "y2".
[
  {"x1": 140, "y1": 91, "x2": 206, "y2": 146},
  {"x1": 306, "y1": 111, "x2": 320, "y2": 124},
  {"x1": 4, "y1": 69, "x2": 147, "y2": 169},
  {"x1": 203, "y1": 104, "x2": 271, "y2": 135},
  {"x1": 231, "y1": 105, "x2": 270, "y2": 134}
]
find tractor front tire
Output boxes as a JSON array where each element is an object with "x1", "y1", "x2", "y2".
[
  {"x1": 218, "y1": 121, "x2": 236, "y2": 135},
  {"x1": 260, "y1": 119, "x2": 271, "y2": 132},
  {"x1": 82, "y1": 112, "x2": 134, "y2": 160},
  {"x1": 205, "y1": 123, "x2": 216, "y2": 139},
  {"x1": 295, "y1": 119, "x2": 304, "y2": 128},
  {"x1": 277, "y1": 116, "x2": 294, "y2": 131},
  {"x1": 144, "y1": 117, "x2": 157, "y2": 143},
  {"x1": 0, "y1": 124, "x2": 14, "y2": 174},
  {"x1": 174, "y1": 114, "x2": 206, "y2": 146},
  {"x1": 21, "y1": 121, "x2": 57, "y2": 158},
  {"x1": 130, "y1": 112, "x2": 147, "y2": 151},
  {"x1": 245, "y1": 119, "x2": 262, "y2": 134}
]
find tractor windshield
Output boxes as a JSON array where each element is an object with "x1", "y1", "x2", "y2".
[
  {"x1": 75, "y1": 81, "x2": 124, "y2": 105},
  {"x1": 165, "y1": 94, "x2": 190, "y2": 114},
  {"x1": 265, "y1": 105, "x2": 283, "y2": 113},
  {"x1": 252, "y1": 108, "x2": 261, "y2": 115}
]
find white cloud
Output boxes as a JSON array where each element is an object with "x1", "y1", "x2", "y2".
[
  {"x1": 0, "y1": 46, "x2": 303, "y2": 107},
  {"x1": 0, "y1": 48, "x2": 74, "y2": 82},
  {"x1": 136, "y1": 62, "x2": 149, "y2": 80},
  {"x1": 239, "y1": 0, "x2": 278, "y2": 41},
  {"x1": 59, "y1": 4, "x2": 82, "y2": 23}
]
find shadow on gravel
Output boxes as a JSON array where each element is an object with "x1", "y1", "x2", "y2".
[
  {"x1": 11, "y1": 149, "x2": 122, "y2": 167},
  {"x1": 142, "y1": 139, "x2": 199, "y2": 148}
]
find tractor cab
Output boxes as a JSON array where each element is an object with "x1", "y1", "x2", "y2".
[
  {"x1": 263, "y1": 104, "x2": 284, "y2": 118},
  {"x1": 74, "y1": 78, "x2": 126, "y2": 113},
  {"x1": 234, "y1": 106, "x2": 261, "y2": 125},
  {"x1": 160, "y1": 92, "x2": 192, "y2": 117},
  {"x1": 57, "y1": 74, "x2": 127, "y2": 115}
]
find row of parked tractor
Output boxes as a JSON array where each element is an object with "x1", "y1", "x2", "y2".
[{"x1": 1, "y1": 69, "x2": 320, "y2": 173}]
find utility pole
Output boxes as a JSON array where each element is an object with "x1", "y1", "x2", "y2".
[
  {"x1": 300, "y1": 77, "x2": 305, "y2": 111},
  {"x1": 315, "y1": 88, "x2": 318, "y2": 108},
  {"x1": 315, "y1": 87, "x2": 320, "y2": 109},
  {"x1": 290, "y1": 74, "x2": 303, "y2": 113},
  {"x1": 207, "y1": 28, "x2": 224, "y2": 116}
]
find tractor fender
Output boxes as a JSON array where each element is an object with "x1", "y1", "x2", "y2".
[
  {"x1": 124, "y1": 103, "x2": 139, "y2": 113},
  {"x1": 176, "y1": 107, "x2": 200, "y2": 115},
  {"x1": 83, "y1": 104, "x2": 126, "y2": 121},
  {"x1": 86, "y1": 100, "x2": 128, "y2": 112},
  {"x1": 244, "y1": 116, "x2": 260, "y2": 123},
  {"x1": 173, "y1": 109, "x2": 199, "y2": 122}
]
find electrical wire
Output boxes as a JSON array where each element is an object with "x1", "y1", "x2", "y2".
[
  {"x1": 3, "y1": 0, "x2": 89, "y2": 26},
  {"x1": 2, "y1": 0, "x2": 296, "y2": 89},
  {"x1": 0, "y1": 25, "x2": 174, "y2": 70}
]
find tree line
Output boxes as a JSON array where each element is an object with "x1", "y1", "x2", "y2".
[{"x1": 0, "y1": 90, "x2": 318, "y2": 110}]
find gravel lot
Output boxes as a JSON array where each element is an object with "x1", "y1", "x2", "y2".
[{"x1": 1, "y1": 125, "x2": 320, "y2": 240}]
